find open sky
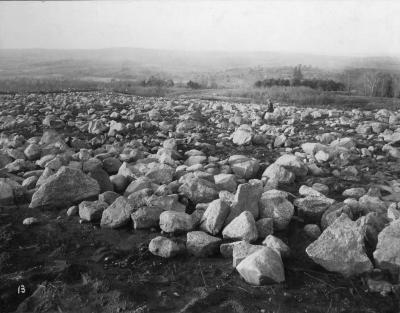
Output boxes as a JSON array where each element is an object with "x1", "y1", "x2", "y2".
[{"x1": 0, "y1": 0, "x2": 400, "y2": 56}]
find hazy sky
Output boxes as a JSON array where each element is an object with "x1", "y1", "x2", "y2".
[{"x1": 1, "y1": 1, "x2": 400, "y2": 56}]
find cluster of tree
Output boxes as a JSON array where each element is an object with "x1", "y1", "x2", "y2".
[
  {"x1": 140, "y1": 76, "x2": 174, "y2": 88},
  {"x1": 186, "y1": 80, "x2": 203, "y2": 89},
  {"x1": 255, "y1": 78, "x2": 345, "y2": 91},
  {"x1": 254, "y1": 65, "x2": 344, "y2": 91},
  {"x1": 342, "y1": 69, "x2": 400, "y2": 98}
]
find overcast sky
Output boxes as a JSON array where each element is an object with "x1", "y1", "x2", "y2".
[{"x1": 0, "y1": 1, "x2": 399, "y2": 56}]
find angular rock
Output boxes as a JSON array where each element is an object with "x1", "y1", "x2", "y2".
[
  {"x1": 262, "y1": 235, "x2": 290, "y2": 258},
  {"x1": 228, "y1": 155, "x2": 260, "y2": 179},
  {"x1": 232, "y1": 124, "x2": 253, "y2": 145},
  {"x1": 186, "y1": 231, "x2": 222, "y2": 257},
  {"x1": 29, "y1": 166, "x2": 100, "y2": 209},
  {"x1": 100, "y1": 196, "x2": 135, "y2": 228},
  {"x1": 178, "y1": 177, "x2": 218, "y2": 204},
  {"x1": 259, "y1": 191, "x2": 294, "y2": 230},
  {"x1": 79, "y1": 200, "x2": 108, "y2": 222},
  {"x1": 236, "y1": 247, "x2": 285, "y2": 285},
  {"x1": 214, "y1": 173, "x2": 237, "y2": 193},
  {"x1": 373, "y1": 219, "x2": 400, "y2": 275},
  {"x1": 131, "y1": 206, "x2": 164, "y2": 229},
  {"x1": 200, "y1": 199, "x2": 230, "y2": 235},
  {"x1": 222, "y1": 211, "x2": 258, "y2": 242},
  {"x1": 159, "y1": 211, "x2": 193, "y2": 233},
  {"x1": 294, "y1": 195, "x2": 335, "y2": 223},
  {"x1": 226, "y1": 181, "x2": 263, "y2": 223},
  {"x1": 306, "y1": 214, "x2": 373, "y2": 277}
]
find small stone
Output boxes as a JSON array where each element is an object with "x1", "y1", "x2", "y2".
[
  {"x1": 66, "y1": 205, "x2": 78, "y2": 216},
  {"x1": 303, "y1": 224, "x2": 321, "y2": 239},
  {"x1": 22, "y1": 217, "x2": 39, "y2": 225},
  {"x1": 149, "y1": 236, "x2": 184, "y2": 258}
]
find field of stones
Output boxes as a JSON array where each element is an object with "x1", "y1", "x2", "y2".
[{"x1": 1, "y1": 91, "x2": 400, "y2": 312}]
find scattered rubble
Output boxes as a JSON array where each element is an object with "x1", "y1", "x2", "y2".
[{"x1": 1, "y1": 92, "x2": 400, "y2": 312}]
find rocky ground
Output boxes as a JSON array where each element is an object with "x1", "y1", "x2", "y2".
[{"x1": 1, "y1": 91, "x2": 400, "y2": 313}]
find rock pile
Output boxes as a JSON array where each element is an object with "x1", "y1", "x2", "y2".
[{"x1": 1, "y1": 92, "x2": 400, "y2": 291}]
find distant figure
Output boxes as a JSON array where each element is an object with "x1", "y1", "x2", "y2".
[{"x1": 267, "y1": 100, "x2": 274, "y2": 113}]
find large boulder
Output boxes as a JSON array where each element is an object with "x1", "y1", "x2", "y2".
[
  {"x1": 29, "y1": 166, "x2": 100, "y2": 209},
  {"x1": 294, "y1": 195, "x2": 335, "y2": 223},
  {"x1": 186, "y1": 231, "x2": 222, "y2": 257},
  {"x1": 262, "y1": 164, "x2": 295, "y2": 185},
  {"x1": 100, "y1": 196, "x2": 135, "y2": 228},
  {"x1": 222, "y1": 211, "x2": 258, "y2": 242},
  {"x1": 232, "y1": 124, "x2": 253, "y2": 145},
  {"x1": 159, "y1": 211, "x2": 193, "y2": 233},
  {"x1": 149, "y1": 236, "x2": 185, "y2": 258},
  {"x1": 306, "y1": 214, "x2": 373, "y2": 277},
  {"x1": 373, "y1": 219, "x2": 400, "y2": 275},
  {"x1": 178, "y1": 177, "x2": 218, "y2": 204},
  {"x1": 79, "y1": 200, "x2": 108, "y2": 222},
  {"x1": 274, "y1": 154, "x2": 308, "y2": 177},
  {"x1": 226, "y1": 181, "x2": 263, "y2": 223},
  {"x1": 236, "y1": 247, "x2": 285, "y2": 285},
  {"x1": 200, "y1": 199, "x2": 230, "y2": 235},
  {"x1": 259, "y1": 190, "x2": 294, "y2": 230},
  {"x1": 228, "y1": 155, "x2": 260, "y2": 179}
]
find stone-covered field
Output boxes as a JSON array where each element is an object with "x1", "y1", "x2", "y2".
[{"x1": 1, "y1": 92, "x2": 400, "y2": 313}]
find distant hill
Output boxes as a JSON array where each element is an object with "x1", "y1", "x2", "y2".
[{"x1": 1, "y1": 48, "x2": 399, "y2": 84}]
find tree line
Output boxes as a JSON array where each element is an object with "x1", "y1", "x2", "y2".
[{"x1": 255, "y1": 65, "x2": 345, "y2": 92}]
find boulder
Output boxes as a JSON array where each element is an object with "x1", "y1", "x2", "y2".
[
  {"x1": 228, "y1": 155, "x2": 260, "y2": 179},
  {"x1": 236, "y1": 247, "x2": 285, "y2": 285},
  {"x1": 178, "y1": 177, "x2": 218, "y2": 204},
  {"x1": 222, "y1": 211, "x2": 258, "y2": 242},
  {"x1": 226, "y1": 181, "x2": 263, "y2": 223},
  {"x1": 232, "y1": 124, "x2": 253, "y2": 145},
  {"x1": 131, "y1": 206, "x2": 164, "y2": 229},
  {"x1": 29, "y1": 166, "x2": 100, "y2": 209},
  {"x1": 149, "y1": 236, "x2": 185, "y2": 258},
  {"x1": 373, "y1": 219, "x2": 400, "y2": 275},
  {"x1": 159, "y1": 211, "x2": 193, "y2": 233},
  {"x1": 200, "y1": 199, "x2": 230, "y2": 235},
  {"x1": 306, "y1": 214, "x2": 373, "y2": 277},
  {"x1": 186, "y1": 231, "x2": 222, "y2": 257},
  {"x1": 259, "y1": 191, "x2": 294, "y2": 230},
  {"x1": 294, "y1": 195, "x2": 335, "y2": 223},
  {"x1": 79, "y1": 200, "x2": 108, "y2": 222},
  {"x1": 100, "y1": 196, "x2": 135, "y2": 228}
]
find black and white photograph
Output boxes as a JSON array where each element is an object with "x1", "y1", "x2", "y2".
[{"x1": 1, "y1": 0, "x2": 400, "y2": 312}]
